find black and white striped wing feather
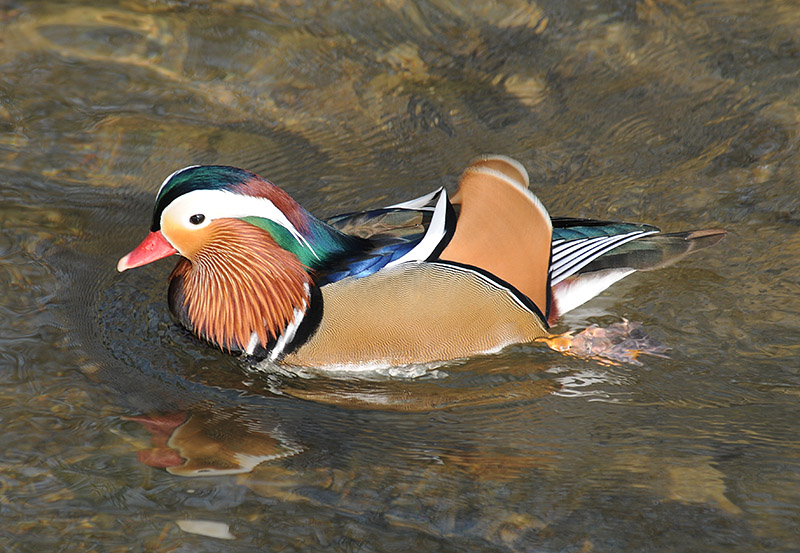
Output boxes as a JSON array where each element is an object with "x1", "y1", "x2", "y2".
[{"x1": 550, "y1": 228, "x2": 659, "y2": 285}]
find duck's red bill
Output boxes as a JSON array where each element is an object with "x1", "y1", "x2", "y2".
[{"x1": 117, "y1": 230, "x2": 177, "y2": 272}]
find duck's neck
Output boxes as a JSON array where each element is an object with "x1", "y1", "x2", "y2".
[
  {"x1": 168, "y1": 219, "x2": 317, "y2": 357},
  {"x1": 232, "y1": 173, "x2": 369, "y2": 270},
  {"x1": 240, "y1": 211, "x2": 368, "y2": 271}
]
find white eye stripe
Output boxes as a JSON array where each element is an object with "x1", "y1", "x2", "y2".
[{"x1": 161, "y1": 189, "x2": 319, "y2": 259}]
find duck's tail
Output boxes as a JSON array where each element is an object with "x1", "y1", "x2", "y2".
[{"x1": 549, "y1": 224, "x2": 727, "y2": 322}]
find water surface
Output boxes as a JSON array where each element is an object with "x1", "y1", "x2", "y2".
[{"x1": 2, "y1": 1, "x2": 800, "y2": 551}]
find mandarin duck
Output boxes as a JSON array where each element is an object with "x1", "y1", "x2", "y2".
[{"x1": 117, "y1": 156, "x2": 725, "y2": 367}]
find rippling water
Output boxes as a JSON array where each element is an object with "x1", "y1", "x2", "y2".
[{"x1": 2, "y1": 0, "x2": 800, "y2": 551}]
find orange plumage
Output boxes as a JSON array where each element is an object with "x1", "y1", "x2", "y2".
[{"x1": 170, "y1": 219, "x2": 311, "y2": 351}]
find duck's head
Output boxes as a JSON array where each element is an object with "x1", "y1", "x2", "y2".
[
  {"x1": 117, "y1": 165, "x2": 326, "y2": 272},
  {"x1": 117, "y1": 165, "x2": 329, "y2": 353}
]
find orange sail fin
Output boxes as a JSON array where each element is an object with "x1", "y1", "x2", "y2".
[{"x1": 441, "y1": 156, "x2": 552, "y2": 316}]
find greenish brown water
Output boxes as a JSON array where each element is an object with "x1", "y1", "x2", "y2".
[{"x1": 2, "y1": 0, "x2": 800, "y2": 551}]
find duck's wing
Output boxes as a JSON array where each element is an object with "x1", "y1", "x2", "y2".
[
  {"x1": 318, "y1": 188, "x2": 456, "y2": 284},
  {"x1": 326, "y1": 188, "x2": 448, "y2": 240},
  {"x1": 560, "y1": 224, "x2": 727, "y2": 273},
  {"x1": 549, "y1": 218, "x2": 726, "y2": 319},
  {"x1": 550, "y1": 218, "x2": 661, "y2": 286}
]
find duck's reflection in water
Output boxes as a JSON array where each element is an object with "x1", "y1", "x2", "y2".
[
  {"x1": 122, "y1": 367, "x2": 558, "y2": 480},
  {"x1": 125, "y1": 408, "x2": 301, "y2": 477}
]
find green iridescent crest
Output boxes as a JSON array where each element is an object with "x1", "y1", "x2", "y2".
[{"x1": 151, "y1": 166, "x2": 253, "y2": 231}]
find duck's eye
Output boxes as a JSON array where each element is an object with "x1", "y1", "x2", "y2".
[{"x1": 189, "y1": 214, "x2": 205, "y2": 225}]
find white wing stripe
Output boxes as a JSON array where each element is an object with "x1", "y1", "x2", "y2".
[
  {"x1": 551, "y1": 237, "x2": 592, "y2": 262},
  {"x1": 385, "y1": 189, "x2": 450, "y2": 267},
  {"x1": 550, "y1": 230, "x2": 659, "y2": 285},
  {"x1": 552, "y1": 235, "x2": 623, "y2": 272},
  {"x1": 552, "y1": 235, "x2": 631, "y2": 278},
  {"x1": 552, "y1": 233, "x2": 640, "y2": 281}
]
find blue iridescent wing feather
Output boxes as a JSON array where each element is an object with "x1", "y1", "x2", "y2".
[{"x1": 317, "y1": 188, "x2": 454, "y2": 285}]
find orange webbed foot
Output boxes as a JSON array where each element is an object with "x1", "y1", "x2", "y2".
[{"x1": 539, "y1": 320, "x2": 670, "y2": 366}]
